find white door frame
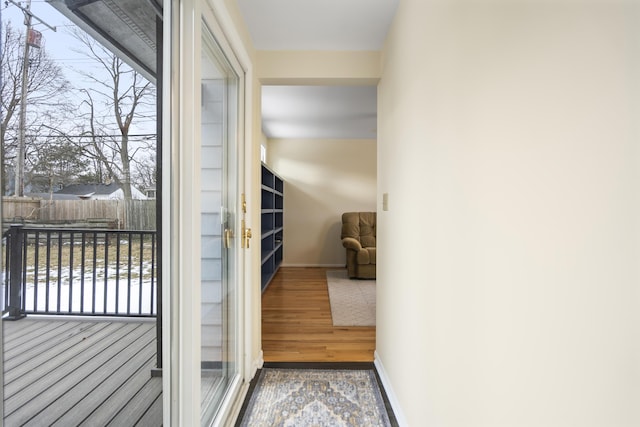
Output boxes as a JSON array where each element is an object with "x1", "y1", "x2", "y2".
[{"x1": 162, "y1": 0, "x2": 254, "y2": 425}]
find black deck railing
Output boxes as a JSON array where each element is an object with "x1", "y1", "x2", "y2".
[{"x1": 2, "y1": 225, "x2": 157, "y2": 319}]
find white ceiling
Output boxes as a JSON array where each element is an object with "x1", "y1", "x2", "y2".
[
  {"x1": 237, "y1": 0, "x2": 399, "y2": 51},
  {"x1": 237, "y1": 0, "x2": 399, "y2": 139},
  {"x1": 262, "y1": 85, "x2": 377, "y2": 139}
]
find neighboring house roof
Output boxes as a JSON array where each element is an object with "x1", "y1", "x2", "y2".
[
  {"x1": 55, "y1": 183, "x2": 148, "y2": 200},
  {"x1": 56, "y1": 183, "x2": 123, "y2": 196},
  {"x1": 25, "y1": 192, "x2": 84, "y2": 201}
]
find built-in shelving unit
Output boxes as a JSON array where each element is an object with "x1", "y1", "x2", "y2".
[{"x1": 261, "y1": 163, "x2": 284, "y2": 291}]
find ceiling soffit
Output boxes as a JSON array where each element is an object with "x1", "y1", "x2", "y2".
[{"x1": 49, "y1": 0, "x2": 160, "y2": 81}]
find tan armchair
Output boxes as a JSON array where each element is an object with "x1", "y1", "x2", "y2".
[{"x1": 341, "y1": 212, "x2": 376, "y2": 279}]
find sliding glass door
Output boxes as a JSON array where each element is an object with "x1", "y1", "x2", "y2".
[
  {"x1": 165, "y1": 1, "x2": 245, "y2": 425},
  {"x1": 199, "y1": 23, "x2": 241, "y2": 424}
]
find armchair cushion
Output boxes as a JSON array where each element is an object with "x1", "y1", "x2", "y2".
[
  {"x1": 357, "y1": 247, "x2": 376, "y2": 265},
  {"x1": 341, "y1": 237, "x2": 362, "y2": 251}
]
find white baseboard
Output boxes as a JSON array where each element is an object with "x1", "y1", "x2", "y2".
[
  {"x1": 250, "y1": 351, "x2": 263, "y2": 380},
  {"x1": 281, "y1": 263, "x2": 345, "y2": 268},
  {"x1": 374, "y1": 351, "x2": 409, "y2": 427}
]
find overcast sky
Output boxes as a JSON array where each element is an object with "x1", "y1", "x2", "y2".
[
  {"x1": 3, "y1": 1, "x2": 157, "y2": 125},
  {"x1": 2, "y1": 2, "x2": 88, "y2": 73}
]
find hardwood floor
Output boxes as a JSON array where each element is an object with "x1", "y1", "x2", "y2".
[{"x1": 262, "y1": 267, "x2": 375, "y2": 362}]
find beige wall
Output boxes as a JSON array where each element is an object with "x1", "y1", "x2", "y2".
[
  {"x1": 257, "y1": 51, "x2": 381, "y2": 85},
  {"x1": 268, "y1": 138, "x2": 376, "y2": 266},
  {"x1": 377, "y1": 1, "x2": 640, "y2": 426}
]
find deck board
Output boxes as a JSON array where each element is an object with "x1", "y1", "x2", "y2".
[
  {"x1": 134, "y1": 392, "x2": 164, "y2": 427},
  {"x1": 52, "y1": 347, "x2": 156, "y2": 426},
  {"x1": 4, "y1": 322, "x2": 111, "y2": 382},
  {"x1": 3, "y1": 318, "x2": 161, "y2": 426},
  {"x1": 5, "y1": 322, "x2": 133, "y2": 397},
  {"x1": 43, "y1": 337, "x2": 155, "y2": 426},
  {"x1": 20, "y1": 327, "x2": 155, "y2": 426},
  {"x1": 4, "y1": 321, "x2": 97, "y2": 363},
  {"x1": 105, "y1": 377, "x2": 163, "y2": 427}
]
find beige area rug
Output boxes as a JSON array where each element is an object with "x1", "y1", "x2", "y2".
[{"x1": 326, "y1": 270, "x2": 376, "y2": 326}]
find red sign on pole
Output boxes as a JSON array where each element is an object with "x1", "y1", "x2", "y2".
[{"x1": 27, "y1": 28, "x2": 42, "y2": 48}]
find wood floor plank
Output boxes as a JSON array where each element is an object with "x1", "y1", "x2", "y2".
[{"x1": 262, "y1": 267, "x2": 376, "y2": 362}]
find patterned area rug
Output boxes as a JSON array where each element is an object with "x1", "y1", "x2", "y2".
[
  {"x1": 326, "y1": 270, "x2": 376, "y2": 326},
  {"x1": 238, "y1": 368, "x2": 392, "y2": 427}
]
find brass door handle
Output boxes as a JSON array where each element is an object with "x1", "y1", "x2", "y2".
[
  {"x1": 242, "y1": 226, "x2": 252, "y2": 248},
  {"x1": 224, "y1": 228, "x2": 232, "y2": 249}
]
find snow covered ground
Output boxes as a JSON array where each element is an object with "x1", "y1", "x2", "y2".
[{"x1": 22, "y1": 261, "x2": 157, "y2": 315}]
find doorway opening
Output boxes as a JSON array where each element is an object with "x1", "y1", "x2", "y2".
[{"x1": 258, "y1": 84, "x2": 377, "y2": 363}]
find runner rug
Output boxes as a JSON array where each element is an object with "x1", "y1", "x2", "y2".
[{"x1": 237, "y1": 367, "x2": 392, "y2": 427}]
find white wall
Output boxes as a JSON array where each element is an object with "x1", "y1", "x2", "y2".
[
  {"x1": 268, "y1": 138, "x2": 376, "y2": 266},
  {"x1": 377, "y1": 1, "x2": 640, "y2": 426}
]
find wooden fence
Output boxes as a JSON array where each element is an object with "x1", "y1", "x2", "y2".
[{"x1": 2, "y1": 198, "x2": 157, "y2": 230}]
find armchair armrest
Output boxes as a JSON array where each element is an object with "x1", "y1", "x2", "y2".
[{"x1": 342, "y1": 237, "x2": 362, "y2": 251}]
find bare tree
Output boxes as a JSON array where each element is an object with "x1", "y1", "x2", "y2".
[
  {"x1": 132, "y1": 153, "x2": 157, "y2": 192},
  {"x1": 27, "y1": 137, "x2": 87, "y2": 195},
  {"x1": 0, "y1": 21, "x2": 71, "y2": 195},
  {"x1": 70, "y1": 30, "x2": 156, "y2": 200}
]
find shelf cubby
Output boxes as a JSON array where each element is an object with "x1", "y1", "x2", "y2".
[{"x1": 260, "y1": 163, "x2": 284, "y2": 292}]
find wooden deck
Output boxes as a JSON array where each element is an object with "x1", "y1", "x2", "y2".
[{"x1": 2, "y1": 317, "x2": 162, "y2": 426}]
